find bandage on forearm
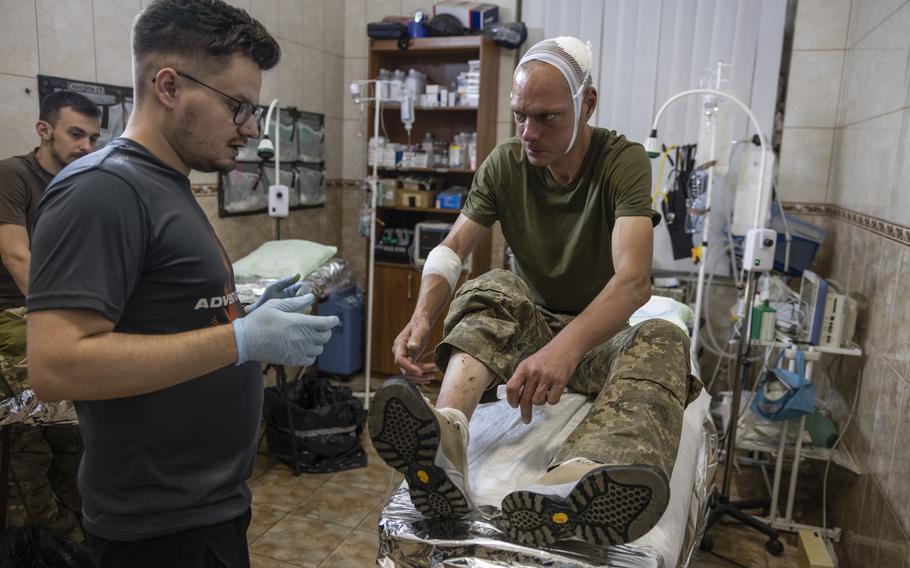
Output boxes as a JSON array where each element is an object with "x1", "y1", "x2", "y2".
[{"x1": 422, "y1": 245, "x2": 462, "y2": 292}]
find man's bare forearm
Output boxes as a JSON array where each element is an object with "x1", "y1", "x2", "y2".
[
  {"x1": 411, "y1": 274, "x2": 455, "y2": 326},
  {"x1": 28, "y1": 320, "x2": 240, "y2": 402},
  {"x1": 550, "y1": 274, "x2": 650, "y2": 360}
]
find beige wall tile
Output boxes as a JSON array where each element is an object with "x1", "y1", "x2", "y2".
[
  {"x1": 869, "y1": 363, "x2": 905, "y2": 495},
  {"x1": 847, "y1": 355, "x2": 883, "y2": 467},
  {"x1": 867, "y1": 239, "x2": 902, "y2": 355},
  {"x1": 493, "y1": 0, "x2": 518, "y2": 23},
  {"x1": 847, "y1": 0, "x2": 904, "y2": 48},
  {"x1": 324, "y1": 54, "x2": 344, "y2": 119},
  {"x1": 366, "y1": 0, "x2": 402, "y2": 24},
  {"x1": 784, "y1": 51, "x2": 843, "y2": 128},
  {"x1": 344, "y1": 0, "x2": 367, "y2": 58},
  {"x1": 0, "y1": 0, "x2": 39, "y2": 76},
  {"x1": 277, "y1": 40, "x2": 304, "y2": 108},
  {"x1": 884, "y1": 247, "x2": 910, "y2": 379},
  {"x1": 890, "y1": 110, "x2": 910, "y2": 228},
  {"x1": 840, "y1": 5, "x2": 910, "y2": 126},
  {"x1": 495, "y1": 120, "x2": 513, "y2": 144},
  {"x1": 93, "y1": 0, "x2": 141, "y2": 88},
  {"x1": 845, "y1": 474, "x2": 885, "y2": 568},
  {"x1": 260, "y1": 67, "x2": 280, "y2": 106},
  {"x1": 777, "y1": 128, "x2": 834, "y2": 203},
  {"x1": 224, "y1": 0, "x2": 251, "y2": 10},
  {"x1": 0, "y1": 75, "x2": 40, "y2": 159},
  {"x1": 343, "y1": 58, "x2": 368, "y2": 120},
  {"x1": 301, "y1": 0, "x2": 325, "y2": 50},
  {"x1": 324, "y1": 0, "x2": 345, "y2": 56},
  {"x1": 250, "y1": 0, "x2": 279, "y2": 34},
  {"x1": 496, "y1": 52, "x2": 516, "y2": 123},
  {"x1": 793, "y1": 0, "x2": 850, "y2": 50},
  {"x1": 324, "y1": 116, "x2": 343, "y2": 179},
  {"x1": 873, "y1": 503, "x2": 909, "y2": 568},
  {"x1": 888, "y1": 380, "x2": 910, "y2": 536},
  {"x1": 277, "y1": 0, "x2": 305, "y2": 43},
  {"x1": 37, "y1": 0, "x2": 96, "y2": 81},
  {"x1": 342, "y1": 118, "x2": 366, "y2": 179},
  {"x1": 301, "y1": 46, "x2": 325, "y2": 114},
  {"x1": 829, "y1": 113, "x2": 901, "y2": 220}
]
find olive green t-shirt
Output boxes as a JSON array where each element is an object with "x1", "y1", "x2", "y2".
[{"x1": 462, "y1": 127, "x2": 660, "y2": 314}]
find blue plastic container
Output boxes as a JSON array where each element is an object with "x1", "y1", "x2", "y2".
[{"x1": 316, "y1": 287, "x2": 364, "y2": 376}]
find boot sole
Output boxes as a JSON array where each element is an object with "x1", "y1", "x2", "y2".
[
  {"x1": 368, "y1": 378, "x2": 471, "y2": 518},
  {"x1": 501, "y1": 465, "x2": 669, "y2": 547}
]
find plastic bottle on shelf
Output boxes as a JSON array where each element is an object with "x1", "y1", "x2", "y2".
[
  {"x1": 390, "y1": 69, "x2": 405, "y2": 100},
  {"x1": 468, "y1": 132, "x2": 478, "y2": 170},
  {"x1": 377, "y1": 69, "x2": 390, "y2": 99},
  {"x1": 449, "y1": 134, "x2": 463, "y2": 168},
  {"x1": 422, "y1": 133, "x2": 434, "y2": 167}
]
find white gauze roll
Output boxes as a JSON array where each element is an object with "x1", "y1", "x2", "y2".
[
  {"x1": 422, "y1": 245, "x2": 462, "y2": 292},
  {"x1": 515, "y1": 36, "x2": 593, "y2": 154}
]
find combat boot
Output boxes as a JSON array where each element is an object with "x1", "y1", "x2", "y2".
[
  {"x1": 369, "y1": 377, "x2": 475, "y2": 518},
  {"x1": 501, "y1": 457, "x2": 669, "y2": 547}
]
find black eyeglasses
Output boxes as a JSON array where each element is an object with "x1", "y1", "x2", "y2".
[{"x1": 153, "y1": 71, "x2": 263, "y2": 126}]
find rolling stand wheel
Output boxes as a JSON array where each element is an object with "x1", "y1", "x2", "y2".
[
  {"x1": 700, "y1": 534, "x2": 714, "y2": 552},
  {"x1": 765, "y1": 538, "x2": 784, "y2": 556}
]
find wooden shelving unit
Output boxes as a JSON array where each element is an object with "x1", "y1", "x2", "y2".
[{"x1": 367, "y1": 36, "x2": 499, "y2": 375}]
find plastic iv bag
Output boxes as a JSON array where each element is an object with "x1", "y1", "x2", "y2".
[{"x1": 697, "y1": 62, "x2": 735, "y2": 176}]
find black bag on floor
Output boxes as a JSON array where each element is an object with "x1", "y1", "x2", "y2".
[
  {"x1": 0, "y1": 525, "x2": 95, "y2": 568},
  {"x1": 263, "y1": 378, "x2": 367, "y2": 473}
]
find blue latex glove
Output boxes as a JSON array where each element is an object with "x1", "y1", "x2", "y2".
[
  {"x1": 246, "y1": 273, "x2": 305, "y2": 313},
  {"x1": 233, "y1": 293, "x2": 340, "y2": 366}
]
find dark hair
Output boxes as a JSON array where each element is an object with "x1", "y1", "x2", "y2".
[
  {"x1": 39, "y1": 91, "x2": 101, "y2": 124},
  {"x1": 131, "y1": 0, "x2": 280, "y2": 98}
]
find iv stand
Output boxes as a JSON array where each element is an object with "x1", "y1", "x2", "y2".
[{"x1": 645, "y1": 89, "x2": 783, "y2": 556}]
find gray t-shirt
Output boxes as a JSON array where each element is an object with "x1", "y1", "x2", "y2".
[{"x1": 28, "y1": 138, "x2": 261, "y2": 541}]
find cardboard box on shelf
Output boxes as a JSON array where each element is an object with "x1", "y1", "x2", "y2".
[{"x1": 396, "y1": 188, "x2": 440, "y2": 208}]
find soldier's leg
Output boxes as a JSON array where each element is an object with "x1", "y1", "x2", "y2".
[
  {"x1": 6, "y1": 426, "x2": 58, "y2": 530},
  {"x1": 369, "y1": 269, "x2": 555, "y2": 519},
  {"x1": 502, "y1": 319, "x2": 701, "y2": 547},
  {"x1": 43, "y1": 424, "x2": 84, "y2": 540}
]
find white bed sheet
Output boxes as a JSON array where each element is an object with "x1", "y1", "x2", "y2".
[{"x1": 465, "y1": 389, "x2": 712, "y2": 567}]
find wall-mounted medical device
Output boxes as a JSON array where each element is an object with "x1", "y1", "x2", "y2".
[{"x1": 413, "y1": 221, "x2": 471, "y2": 271}]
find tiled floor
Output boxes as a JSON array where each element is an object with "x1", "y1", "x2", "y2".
[{"x1": 248, "y1": 375, "x2": 812, "y2": 567}]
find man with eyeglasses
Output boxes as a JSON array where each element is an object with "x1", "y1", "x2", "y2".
[{"x1": 25, "y1": 1, "x2": 339, "y2": 566}]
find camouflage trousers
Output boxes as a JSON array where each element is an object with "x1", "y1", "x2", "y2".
[
  {"x1": 435, "y1": 269, "x2": 703, "y2": 481},
  {"x1": 0, "y1": 307, "x2": 84, "y2": 541},
  {"x1": 5, "y1": 424, "x2": 84, "y2": 541}
]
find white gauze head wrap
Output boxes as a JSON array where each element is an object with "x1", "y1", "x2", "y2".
[{"x1": 515, "y1": 36, "x2": 593, "y2": 154}]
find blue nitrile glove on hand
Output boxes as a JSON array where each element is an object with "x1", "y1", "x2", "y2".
[
  {"x1": 233, "y1": 293, "x2": 340, "y2": 367},
  {"x1": 246, "y1": 273, "x2": 305, "y2": 314}
]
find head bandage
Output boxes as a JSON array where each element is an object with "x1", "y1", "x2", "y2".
[
  {"x1": 422, "y1": 245, "x2": 462, "y2": 293},
  {"x1": 515, "y1": 36, "x2": 593, "y2": 154}
]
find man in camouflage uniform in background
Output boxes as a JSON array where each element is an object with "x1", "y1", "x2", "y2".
[
  {"x1": 367, "y1": 35, "x2": 703, "y2": 550},
  {"x1": 0, "y1": 308, "x2": 83, "y2": 542}
]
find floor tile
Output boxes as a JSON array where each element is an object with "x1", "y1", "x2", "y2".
[
  {"x1": 330, "y1": 456, "x2": 401, "y2": 492},
  {"x1": 250, "y1": 553, "x2": 300, "y2": 568},
  {"x1": 318, "y1": 529, "x2": 380, "y2": 567},
  {"x1": 248, "y1": 504, "x2": 288, "y2": 544},
  {"x1": 291, "y1": 480, "x2": 386, "y2": 528},
  {"x1": 250, "y1": 467, "x2": 335, "y2": 512},
  {"x1": 251, "y1": 515, "x2": 353, "y2": 568},
  {"x1": 357, "y1": 503, "x2": 383, "y2": 535}
]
